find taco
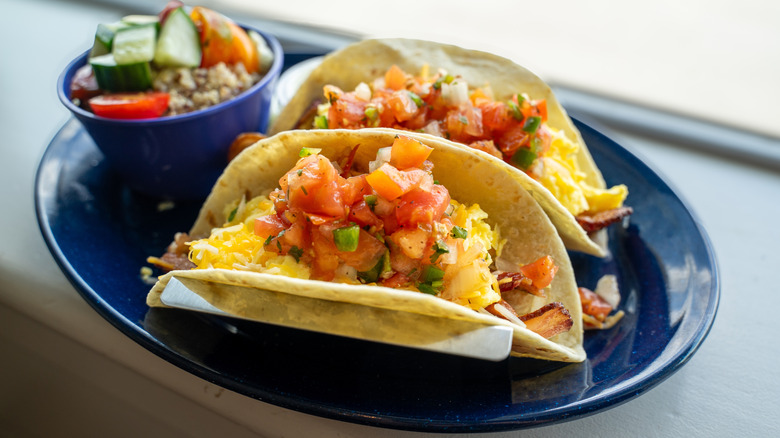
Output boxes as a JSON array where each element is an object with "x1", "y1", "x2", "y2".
[
  {"x1": 147, "y1": 129, "x2": 585, "y2": 362},
  {"x1": 269, "y1": 38, "x2": 632, "y2": 257}
]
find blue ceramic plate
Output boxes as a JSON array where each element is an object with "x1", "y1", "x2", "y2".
[{"x1": 35, "y1": 115, "x2": 718, "y2": 432}]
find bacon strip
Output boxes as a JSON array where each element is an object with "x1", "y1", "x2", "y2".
[
  {"x1": 576, "y1": 206, "x2": 633, "y2": 233},
  {"x1": 148, "y1": 232, "x2": 195, "y2": 272},
  {"x1": 495, "y1": 271, "x2": 545, "y2": 297},
  {"x1": 519, "y1": 302, "x2": 573, "y2": 339},
  {"x1": 578, "y1": 287, "x2": 613, "y2": 322},
  {"x1": 293, "y1": 98, "x2": 324, "y2": 130}
]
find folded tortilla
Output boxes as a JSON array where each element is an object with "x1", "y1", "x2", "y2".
[
  {"x1": 147, "y1": 128, "x2": 585, "y2": 362},
  {"x1": 269, "y1": 38, "x2": 628, "y2": 257}
]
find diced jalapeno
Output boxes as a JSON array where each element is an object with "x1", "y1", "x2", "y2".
[
  {"x1": 522, "y1": 116, "x2": 541, "y2": 134},
  {"x1": 364, "y1": 194, "x2": 378, "y2": 210},
  {"x1": 408, "y1": 91, "x2": 424, "y2": 107},
  {"x1": 421, "y1": 265, "x2": 445, "y2": 283},
  {"x1": 358, "y1": 250, "x2": 390, "y2": 283},
  {"x1": 364, "y1": 106, "x2": 378, "y2": 122},
  {"x1": 511, "y1": 145, "x2": 537, "y2": 170},
  {"x1": 333, "y1": 223, "x2": 360, "y2": 252},
  {"x1": 299, "y1": 147, "x2": 322, "y2": 157},
  {"x1": 314, "y1": 115, "x2": 329, "y2": 129},
  {"x1": 507, "y1": 101, "x2": 523, "y2": 121}
]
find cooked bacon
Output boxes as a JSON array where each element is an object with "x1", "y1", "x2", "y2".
[
  {"x1": 519, "y1": 302, "x2": 573, "y2": 339},
  {"x1": 485, "y1": 299, "x2": 520, "y2": 320},
  {"x1": 578, "y1": 287, "x2": 614, "y2": 322},
  {"x1": 147, "y1": 232, "x2": 195, "y2": 272},
  {"x1": 495, "y1": 271, "x2": 545, "y2": 297},
  {"x1": 228, "y1": 132, "x2": 266, "y2": 162},
  {"x1": 576, "y1": 206, "x2": 633, "y2": 233},
  {"x1": 294, "y1": 98, "x2": 324, "y2": 130}
]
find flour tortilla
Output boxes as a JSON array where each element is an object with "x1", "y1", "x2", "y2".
[
  {"x1": 269, "y1": 38, "x2": 608, "y2": 256},
  {"x1": 148, "y1": 128, "x2": 585, "y2": 362}
]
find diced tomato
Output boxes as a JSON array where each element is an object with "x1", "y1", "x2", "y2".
[
  {"x1": 445, "y1": 104, "x2": 483, "y2": 141},
  {"x1": 254, "y1": 214, "x2": 287, "y2": 239},
  {"x1": 388, "y1": 227, "x2": 431, "y2": 260},
  {"x1": 518, "y1": 255, "x2": 558, "y2": 290},
  {"x1": 497, "y1": 123, "x2": 530, "y2": 155},
  {"x1": 88, "y1": 92, "x2": 170, "y2": 119},
  {"x1": 337, "y1": 229, "x2": 387, "y2": 271},
  {"x1": 389, "y1": 135, "x2": 434, "y2": 170},
  {"x1": 328, "y1": 93, "x2": 368, "y2": 128},
  {"x1": 365, "y1": 163, "x2": 430, "y2": 201},
  {"x1": 386, "y1": 90, "x2": 419, "y2": 122},
  {"x1": 536, "y1": 99, "x2": 548, "y2": 122},
  {"x1": 380, "y1": 271, "x2": 412, "y2": 288},
  {"x1": 348, "y1": 201, "x2": 383, "y2": 228},
  {"x1": 340, "y1": 174, "x2": 373, "y2": 206},
  {"x1": 309, "y1": 227, "x2": 340, "y2": 280},
  {"x1": 284, "y1": 155, "x2": 346, "y2": 218},
  {"x1": 480, "y1": 101, "x2": 512, "y2": 133},
  {"x1": 384, "y1": 65, "x2": 408, "y2": 91},
  {"x1": 469, "y1": 140, "x2": 503, "y2": 159},
  {"x1": 395, "y1": 185, "x2": 451, "y2": 227},
  {"x1": 190, "y1": 6, "x2": 258, "y2": 73}
]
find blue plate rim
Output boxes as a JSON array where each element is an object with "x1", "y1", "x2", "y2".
[{"x1": 34, "y1": 115, "x2": 720, "y2": 433}]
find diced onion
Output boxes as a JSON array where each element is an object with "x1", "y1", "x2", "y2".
[{"x1": 355, "y1": 82, "x2": 371, "y2": 101}]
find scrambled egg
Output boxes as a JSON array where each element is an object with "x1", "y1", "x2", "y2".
[{"x1": 539, "y1": 129, "x2": 628, "y2": 217}]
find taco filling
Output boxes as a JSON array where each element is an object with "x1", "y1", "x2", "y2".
[
  {"x1": 150, "y1": 134, "x2": 574, "y2": 339},
  {"x1": 303, "y1": 64, "x2": 631, "y2": 230}
]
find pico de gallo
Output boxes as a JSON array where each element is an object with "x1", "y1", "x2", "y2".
[
  {"x1": 149, "y1": 134, "x2": 575, "y2": 339},
  {"x1": 309, "y1": 65, "x2": 632, "y2": 231},
  {"x1": 69, "y1": 1, "x2": 274, "y2": 119}
]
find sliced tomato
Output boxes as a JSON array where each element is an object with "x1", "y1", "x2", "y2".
[
  {"x1": 390, "y1": 135, "x2": 433, "y2": 170},
  {"x1": 518, "y1": 255, "x2": 559, "y2": 290},
  {"x1": 395, "y1": 185, "x2": 451, "y2": 227},
  {"x1": 190, "y1": 6, "x2": 258, "y2": 73},
  {"x1": 88, "y1": 92, "x2": 170, "y2": 119}
]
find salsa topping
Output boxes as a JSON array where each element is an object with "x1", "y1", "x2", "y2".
[
  {"x1": 151, "y1": 135, "x2": 574, "y2": 339},
  {"x1": 309, "y1": 64, "x2": 630, "y2": 227}
]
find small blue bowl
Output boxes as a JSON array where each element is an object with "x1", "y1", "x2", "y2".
[{"x1": 58, "y1": 26, "x2": 284, "y2": 200}]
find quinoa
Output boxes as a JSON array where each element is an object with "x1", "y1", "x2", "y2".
[{"x1": 152, "y1": 62, "x2": 261, "y2": 116}]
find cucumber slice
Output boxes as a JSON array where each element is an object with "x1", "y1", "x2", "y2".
[
  {"x1": 154, "y1": 7, "x2": 201, "y2": 68},
  {"x1": 90, "y1": 53, "x2": 152, "y2": 92},
  {"x1": 121, "y1": 15, "x2": 160, "y2": 27},
  {"x1": 113, "y1": 23, "x2": 157, "y2": 64},
  {"x1": 89, "y1": 21, "x2": 129, "y2": 59}
]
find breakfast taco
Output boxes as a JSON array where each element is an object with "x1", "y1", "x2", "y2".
[
  {"x1": 147, "y1": 129, "x2": 586, "y2": 362},
  {"x1": 269, "y1": 38, "x2": 632, "y2": 257}
]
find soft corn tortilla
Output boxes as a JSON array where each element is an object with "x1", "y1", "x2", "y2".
[
  {"x1": 269, "y1": 38, "x2": 608, "y2": 257},
  {"x1": 148, "y1": 128, "x2": 585, "y2": 362}
]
